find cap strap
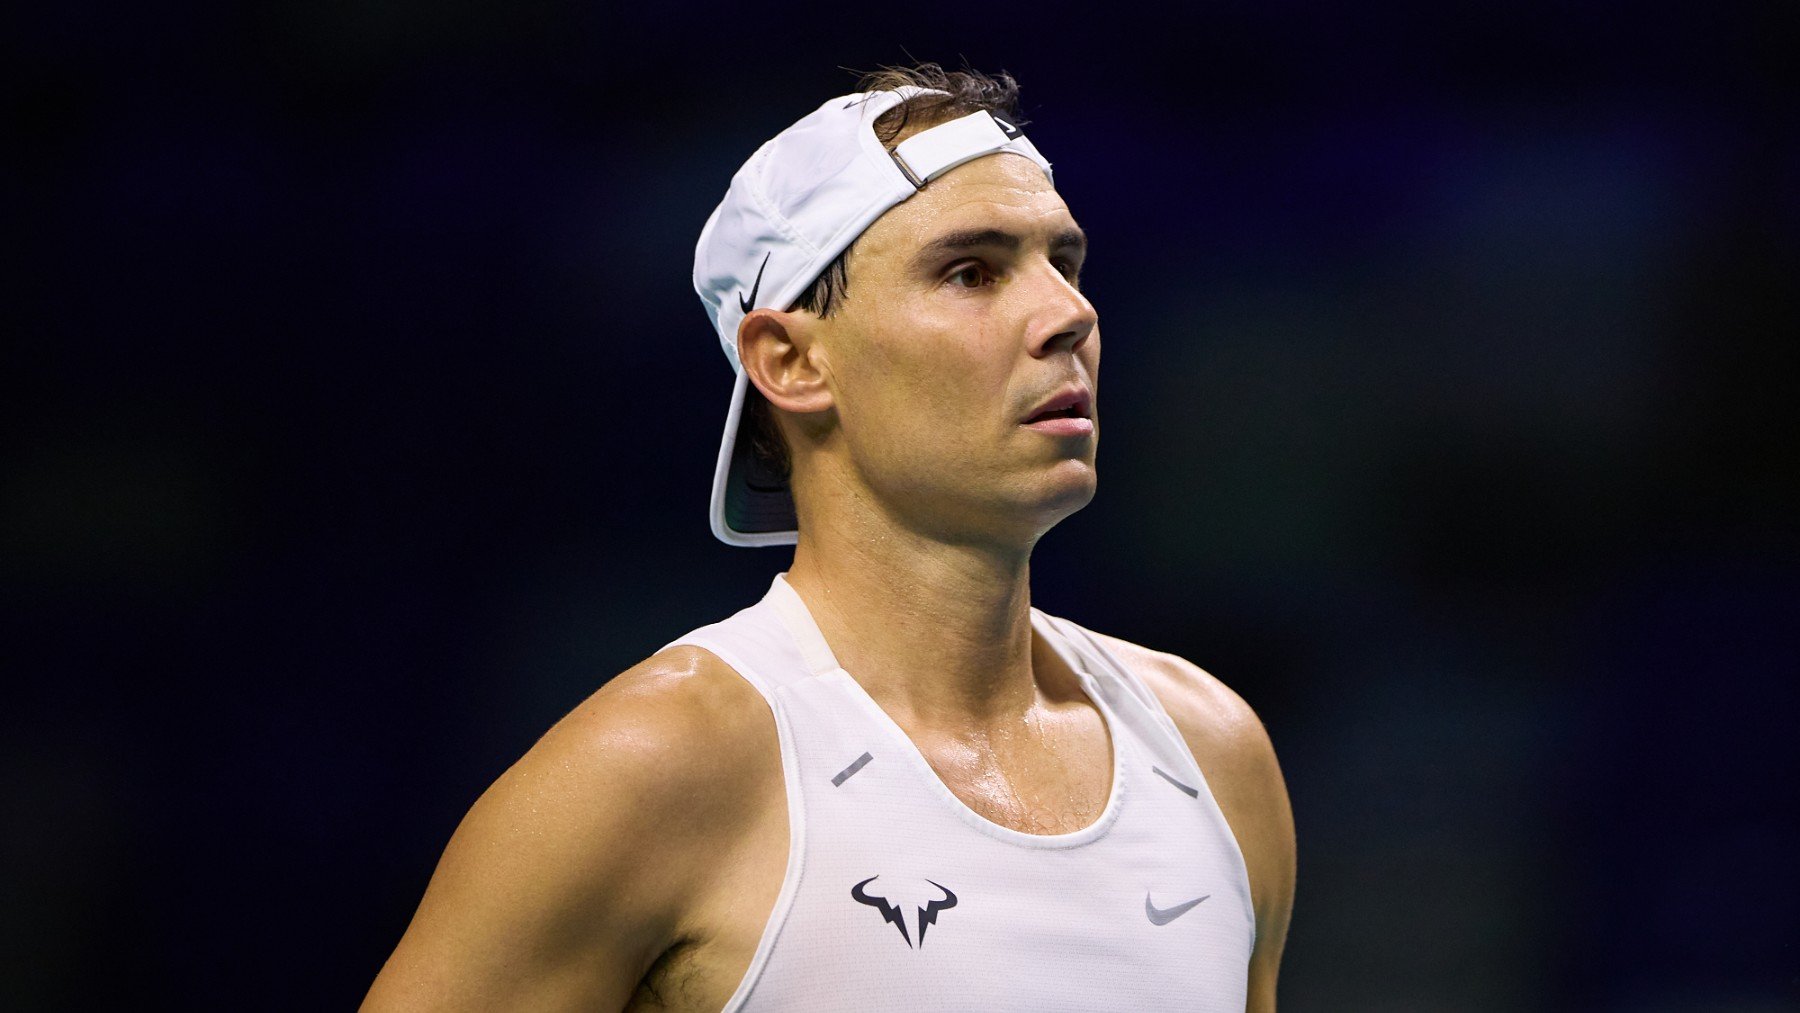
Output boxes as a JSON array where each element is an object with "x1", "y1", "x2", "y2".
[{"x1": 891, "y1": 110, "x2": 1050, "y2": 188}]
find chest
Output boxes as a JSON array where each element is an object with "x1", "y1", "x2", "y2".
[
  {"x1": 704, "y1": 713, "x2": 1252, "y2": 1013},
  {"x1": 626, "y1": 705, "x2": 1117, "y2": 1011},
  {"x1": 906, "y1": 703, "x2": 1116, "y2": 835}
]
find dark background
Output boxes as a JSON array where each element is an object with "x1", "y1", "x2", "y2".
[{"x1": 7, "y1": 1, "x2": 1796, "y2": 1009}]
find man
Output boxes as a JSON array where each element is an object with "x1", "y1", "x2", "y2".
[{"x1": 365, "y1": 64, "x2": 1295, "y2": 1011}]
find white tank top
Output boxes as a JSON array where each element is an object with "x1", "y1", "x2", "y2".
[{"x1": 660, "y1": 574, "x2": 1255, "y2": 1011}]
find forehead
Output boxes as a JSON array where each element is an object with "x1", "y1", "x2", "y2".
[{"x1": 854, "y1": 154, "x2": 1075, "y2": 266}]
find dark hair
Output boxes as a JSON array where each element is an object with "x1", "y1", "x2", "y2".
[{"x1": 746, "y1": 62, "x2": 1029, "y2": 481}]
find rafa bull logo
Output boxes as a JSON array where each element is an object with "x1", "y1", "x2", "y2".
[{"x1": 851, "y1": 876, "x2": 958, "y2": 948}]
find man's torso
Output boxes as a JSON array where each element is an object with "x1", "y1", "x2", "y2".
[{"x1": 620, "y1": 633, "x2": 1211, "y2": 1011}]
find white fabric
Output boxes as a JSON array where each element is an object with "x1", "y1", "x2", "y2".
[
  {"x1": 892, "y1": 110, "x2": 1050, "y2": 185},
  {"x1": 660, "y1": 575, "x2": 1256, "y2": 1011}
]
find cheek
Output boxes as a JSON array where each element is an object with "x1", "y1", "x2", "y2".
[
  {"x1": 848, "y1": 318, "x2": 1002, "y2": 422},
  {"x1": 909, "y1": 337, "x2": 1010, "y2": 432}
]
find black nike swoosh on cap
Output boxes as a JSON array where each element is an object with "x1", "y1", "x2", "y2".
[{"x1": 738, "y1": 252, "x2": 771, "y2": 314}]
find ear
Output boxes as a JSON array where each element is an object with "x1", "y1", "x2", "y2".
[{"x1": 737, "y1": 308, "x2": 834, "y2": 415}]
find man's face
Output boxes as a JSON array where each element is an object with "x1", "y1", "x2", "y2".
[{"x1": 810, "y1": 152, "x2": 1099, "y2": 545}]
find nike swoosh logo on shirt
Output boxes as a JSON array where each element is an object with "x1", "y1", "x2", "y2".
[{"x1": 1145, "y1": 892, "x2": 1210, "y2": 925}]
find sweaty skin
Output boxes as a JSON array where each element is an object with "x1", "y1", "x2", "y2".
[{"x1": 363, "y1": 152, "x2": 1296, "y2": 1013}]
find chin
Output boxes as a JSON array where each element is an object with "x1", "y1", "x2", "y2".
[
  {"x1": 1052, "y1": 480, "x2": 1099, "y2": 517},
  {"x1": 1031, "y1": 461, "x2": 1099, "y2": 521}
]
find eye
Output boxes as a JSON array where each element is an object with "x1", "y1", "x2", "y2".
[
  {"x1": 946, "y1": 263, "x2": 990, "y2": 289},
  {"x1": 1052, "y1": 257, "x2": 1082, "y2": 284}
]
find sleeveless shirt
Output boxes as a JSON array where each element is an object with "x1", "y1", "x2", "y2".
[{"x1": 660, "y1": 574, "x2": 1255, "y2": 1011}]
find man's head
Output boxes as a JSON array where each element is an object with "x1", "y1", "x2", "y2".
[{"x1": 694, "y1": 64, "x2": 1098, "y2": 549}]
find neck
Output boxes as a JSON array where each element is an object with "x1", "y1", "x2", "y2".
[{"x1": 784, "y1": 507, "x2": 1042, "y2": 732}]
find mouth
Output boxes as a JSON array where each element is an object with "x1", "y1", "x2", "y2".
[
  {"x1": 1022, "y1": 385, "x2": 1095, "y2": 435},
  {"x1": 1025, "y1": 403, "x2": 1088, "y2": 423}
]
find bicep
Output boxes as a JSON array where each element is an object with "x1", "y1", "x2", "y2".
[
  {"x1": 1243, "y1": 758, "x2": 1294, "y2": 1011},
  {"x1": 363, "y1": 689, "x2": 714, "y2": 1011},
  {"x1": 363, "y1": 782, "x2": 656, "y2": 1009},
  {"x1": 1238, "y1": 714, "x2": 1295, "y2": 1012}
]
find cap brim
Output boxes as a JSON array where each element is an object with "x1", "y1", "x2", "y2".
[{"x1": 709, "y1": 369, "x2": 800, "y2": 546}]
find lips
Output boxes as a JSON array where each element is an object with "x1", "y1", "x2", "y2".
[{"x1": 1022, "y1": 384, "x2": 1092, "y2": 424}]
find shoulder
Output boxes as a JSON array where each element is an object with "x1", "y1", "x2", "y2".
[
  {"x1": 508, "y1": 644, "x2": 782, "y2": 880},
  {"x1": 1087, "y1": 629, "x2": 1286, "y2": 829},
  {"x1": 1088, "y1": 631, "x2": 1274, "y2": 777},
  {"x1": 364, "y1": 645, "x2": 779, "y2": 1009},
  {"x1": 557, "y1": 644, "x2": 779, "y2": 800},
  {"x1": 444, "y1": 642, "x2": 780, "y2": 924}
]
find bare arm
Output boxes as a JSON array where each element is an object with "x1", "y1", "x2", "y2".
[
  {"x1": 1224, "y1": 705, "x2": 1296, "y2": 1013},
  {"x1": 1100, "y1": 635, "x2": 1297, "y2": 1012},
  {"x1": 362, "y1": 648, "x2": 775, "y2": 1012}
]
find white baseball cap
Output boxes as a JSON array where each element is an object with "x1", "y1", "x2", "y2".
[{"x1": 692, "y1": 86, "x2": 1054, "y2": 546}]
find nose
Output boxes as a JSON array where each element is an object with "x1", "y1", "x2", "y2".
[{"x1": 1027, "y1": 262, "x2": 1098, "y2": 359}]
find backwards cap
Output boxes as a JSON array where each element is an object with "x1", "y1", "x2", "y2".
[{"x1": 692, "y1": 86, "x2": 1053, "y2": 546}]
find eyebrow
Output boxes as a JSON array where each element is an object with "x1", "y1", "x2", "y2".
[{"x1": 909, "y1": 225, "x2": 1088, "y2": 274}]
